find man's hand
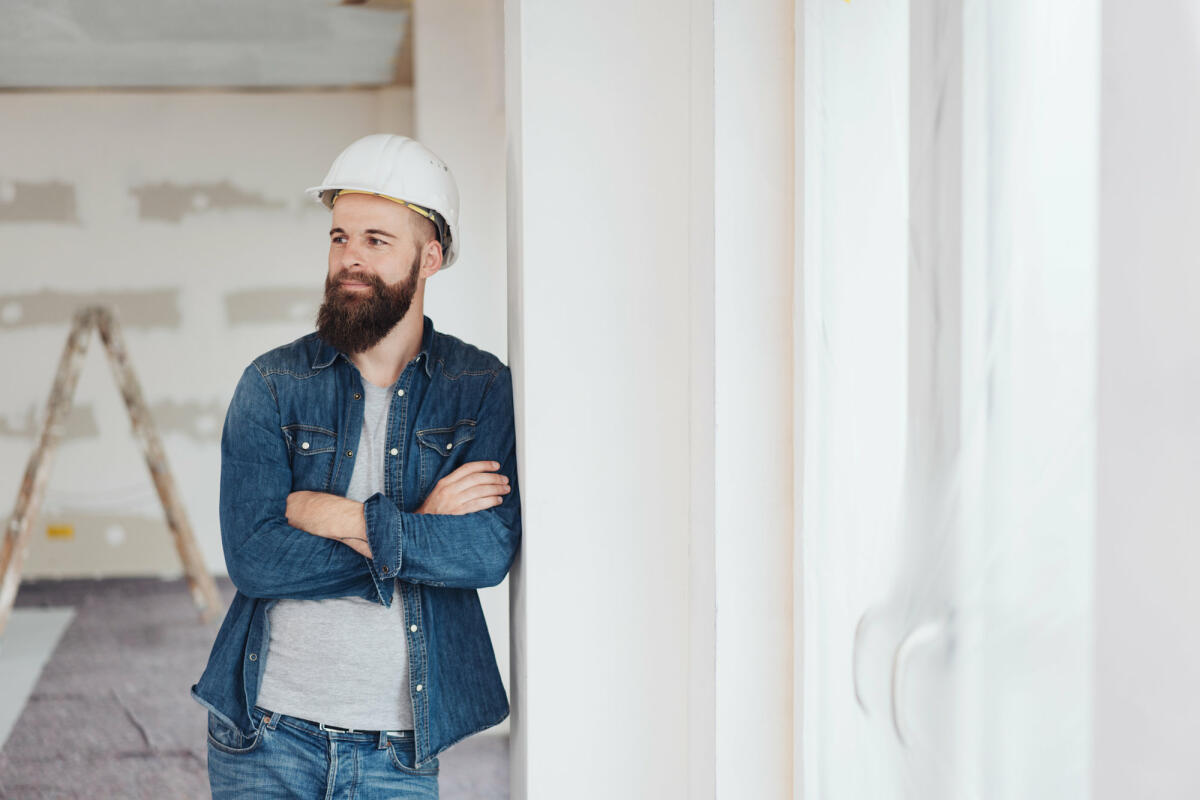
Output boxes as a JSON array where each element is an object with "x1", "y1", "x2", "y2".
[
  {"x1": 416, "y1": 461, "x2": 510, "y2": 515},
  {"x1": 286, "y1": 491, "x2": 372, "y2": 558}
]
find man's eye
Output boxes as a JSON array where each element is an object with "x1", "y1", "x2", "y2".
[
  {"x1": 369, "y1": 237, "x2": 387, "y2": 246},
  {"x1": 331, "y1": 236, "x2": 347, "y2": 244}
]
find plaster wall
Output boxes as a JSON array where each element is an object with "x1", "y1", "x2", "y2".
[{"x1": 0, "y1": 88, "x2": 413, "y2": 578}]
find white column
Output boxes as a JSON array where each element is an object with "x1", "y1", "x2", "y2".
[
  {"x1": 1096, "y1": 1, "x2": 1200, "y2": 796},
  {"x1": 506, "y1": 1, "x2": 797, "y2": 797},
  {"x1": 506, "y1": 1, "x2": 696, "y2": 796}
]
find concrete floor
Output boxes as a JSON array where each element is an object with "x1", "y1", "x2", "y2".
[{"x1": 0, "y1": 577, "x2": 507, "y2": 800}]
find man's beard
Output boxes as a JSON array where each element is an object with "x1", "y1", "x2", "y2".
[{"x1": 316, "y1": 257, "x2": 420, "y2": 354}]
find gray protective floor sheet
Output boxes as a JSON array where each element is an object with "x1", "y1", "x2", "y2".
[{"x1": 0, "y1": 577, "x2": 507, "y2": 799}]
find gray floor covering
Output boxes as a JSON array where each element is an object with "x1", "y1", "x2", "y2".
[{"x1": 0, "y1": 577, "x2": 508, "y2": 800}]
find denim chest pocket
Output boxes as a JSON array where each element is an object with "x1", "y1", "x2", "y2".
[
  {"x1": 415, "y1": 420, "x2": 477, "y2": 494},
  {"x1": 282, "y1": 424, "x2": 338, "y2": 491}
]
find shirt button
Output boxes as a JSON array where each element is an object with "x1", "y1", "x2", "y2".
[
  {"x1": 409, "y1": 624, "x2": 418, "y2": 633},
  {"x1": 301, "y1": 442, "x2": 310, "y2": 450},
  {"x1": 353, "y1": 392, "x2": 362, "y2": 400},
  {"x1": 396, "y1": 389, "x2": 405, "y2": 397},
  {"x1": 390, "y1": 448, "x2": 399, "y2": 456},
  {"x1": 415, "y1": 684, "x2": 423, "y2": 692},
  {"x1": 445, "y1": 443, "x2": 453, "y2": 451},
  {"x1": 248, "y1": 653, "x2": 257, "y2": 662},
  {"x1": 345, "y1": 450, "x2": 354, "y2": 457},
  {"x1": 382, "y1": 565, "x2": 389, "y2": 574}
]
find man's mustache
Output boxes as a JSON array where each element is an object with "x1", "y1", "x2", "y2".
[{"x1": 328, "y1": 271, "x2": 384, "y2": 291}]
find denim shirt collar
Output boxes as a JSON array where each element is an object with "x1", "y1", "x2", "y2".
[{"x1": 311, "y1": 315, "x2": 436, "y2": 378}]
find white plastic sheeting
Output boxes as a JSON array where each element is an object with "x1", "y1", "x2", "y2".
[
  {"x1": 803, "y1": 0, "x2": 1097, "y2": 797},
  {"x1": 0, "y1": 0, "x2": 409, "y2": 88}
]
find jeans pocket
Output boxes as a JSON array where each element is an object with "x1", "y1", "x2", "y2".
[
  {"x1": 206, "y1": 710, "x2": 265, "y2": 756},
  {"x1": 386, "y1": 739, "x2": 439, "y2": 776}
]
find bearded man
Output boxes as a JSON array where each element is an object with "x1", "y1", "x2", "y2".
[{"x1": 192, "y1": 135, "x2": 520, "y2": 800}]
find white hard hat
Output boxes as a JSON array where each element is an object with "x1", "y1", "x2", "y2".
[{"x1": 307, "y1": 134, "x2": 461, "y2": 267}]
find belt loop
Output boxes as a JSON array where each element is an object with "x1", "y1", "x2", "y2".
[
  {"x1": 377, "y1": 729, "x2": 389, "y2": 749},
  {"x1": 262, "y1": 708, "x2": 281, "y2": 730}
]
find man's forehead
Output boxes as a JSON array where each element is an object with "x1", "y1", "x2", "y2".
[{"x1": 330, "y1": 192, "x2": 418, "y2": 229}]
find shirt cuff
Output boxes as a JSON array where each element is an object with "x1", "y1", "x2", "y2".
[{"x1": 362, "y1": 492, "x2": 403, "y2": 605}]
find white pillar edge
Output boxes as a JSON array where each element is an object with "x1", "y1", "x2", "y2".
[
  {"x1": 503, "y1": 0, "x2": 528, "y2": 796},
  {"x1": 688, "y1": 0, "x2": 718, "y2": 796},
  {"x1": 712, "y1": 0, "x2": 796, "y2": 796},
  {"x1": 791, "y1": 1, "x2": 806, "y2": 795}
]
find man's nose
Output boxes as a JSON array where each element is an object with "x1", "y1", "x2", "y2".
[{"x1": 340, "y1": 240, "x2": 365, "y2": 269}]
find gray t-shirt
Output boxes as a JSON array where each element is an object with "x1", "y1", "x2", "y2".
[{"x1": 255, "y1": 380, "x2": 413, "y2": 730}]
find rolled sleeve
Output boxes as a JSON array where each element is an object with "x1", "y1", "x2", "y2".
[{"x1": 363, "y1": 492, "x2": 403, "y2": 589}]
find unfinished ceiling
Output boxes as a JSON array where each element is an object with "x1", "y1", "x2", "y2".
[{"x1": 0, "y1": 0, "x2": 411, "y2": 89}]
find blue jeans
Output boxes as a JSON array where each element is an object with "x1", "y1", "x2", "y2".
[{"x1": 207, "y1": 707, "x2": 439, "y2": 799}]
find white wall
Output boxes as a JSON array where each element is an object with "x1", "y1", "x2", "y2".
[
  {"x1": 0, "y1": 89, "x2": 412, "y2": 579},
  {"x1": 414, "y1": 0, "x2": 507, "y2": 361},
  {"x1": 1095, "y1": 1, "x2": 1200, "y2": 796}
]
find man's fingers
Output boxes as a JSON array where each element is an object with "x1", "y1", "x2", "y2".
[
  {"x1": 419, "y1": 461, "x2": 508, "y2": 515},
  {"x1": 458, "y1": 482, "x2": 511, "y2": 504},
  {"x1": 453, "y1": 471, "x2": 509, "y2": 491},
  {"x1": 440, "y1": 460, "x2": 503, "y2": 485},
  {"x1": 461, "y1": 495, "x2": 505, "y2": 514}
]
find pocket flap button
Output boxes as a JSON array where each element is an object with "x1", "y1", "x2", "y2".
[{"x1": 301, "y1": 441, "x2": 310, "y2": 450}]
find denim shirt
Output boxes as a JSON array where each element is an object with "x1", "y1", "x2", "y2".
[{"x1": 192, "y1": 317, "x2": 520, "y2": 766}]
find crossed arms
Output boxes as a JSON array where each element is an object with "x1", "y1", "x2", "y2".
[
  {"x1": 219, "y1": 363, "x2": 521, "y2": 606},
  {"x1": 284, "y1": 460, "x2": 511, "y2": 559}
]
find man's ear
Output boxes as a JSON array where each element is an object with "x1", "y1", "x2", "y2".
[{"x1": 419, "y1": 240, "x2": 444, "y2": 279}]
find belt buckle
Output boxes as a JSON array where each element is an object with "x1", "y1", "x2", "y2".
[{"x1": 319, "y1": 722, "x2": 357, "y2": 733}]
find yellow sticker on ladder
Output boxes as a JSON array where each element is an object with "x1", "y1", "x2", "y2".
[{"x1": 46, "y1": 524, "x2": 74, "y2": 539}]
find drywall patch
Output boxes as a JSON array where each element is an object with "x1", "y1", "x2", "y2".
[
  {"x1": 0, "y1": 404, "x2": 100, "y2": 439},
  {"x1": 23, "y1": 512, "x2": 182, "y2": 579},
  {"x1": 0, "y1": 289, "x2": 180, "y2": 329},
  {"x1": 224, "y1": 287, "x2": 320, "y2": 325},
  {"x1": 104, "y1": 523, "x2": 126, "y2": 546},
  {"x1": 0, "y1": 399, "x2": 225, "y2": 442},
  {"x1": 130, "y1": 181, "x2": 284, "y2": 223},
  {"x1": 0, "y1": 399, "x2": 226, "y2": 442},
  {"x1": 0, "y1": 180, "x2": 78, "y2": 223},
  {"x1": 150, "y1": 399, "x2": 227, "y2": 442}
]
